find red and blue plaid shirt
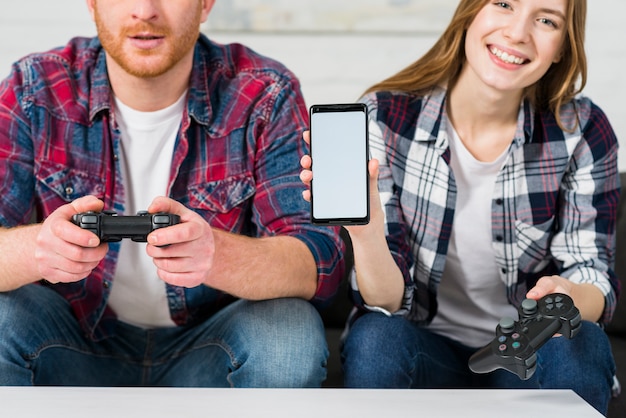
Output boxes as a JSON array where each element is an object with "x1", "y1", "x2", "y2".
[
  {"x1": 0, "y1": 35, "x2": 345, "y2": 340},
  {"x1": 354, "y1": 87, "x2": 620, "y2": 326}
]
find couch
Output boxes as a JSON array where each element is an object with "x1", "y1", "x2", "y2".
[{"x1": 320, "y1": 173, "x2": 626, "y2": 417}]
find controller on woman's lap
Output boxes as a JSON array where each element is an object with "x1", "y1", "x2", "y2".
[{"x1": 468, "y1": 293, "x2": 581, "y2": 380}]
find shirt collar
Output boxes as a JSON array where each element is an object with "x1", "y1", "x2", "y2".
[
  {"x1": 87, "y1": 34, "x2": 214, "y2": 128},
  {"x1": 415, "y1": 86, "x2": 535, "y2": 150},
  {"x1": 88, "y1": 37, "x2": 113, "y2": 123}
]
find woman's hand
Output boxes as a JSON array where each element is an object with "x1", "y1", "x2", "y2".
[
  {"x1": 527, "y1": 275, "x2": 605, "y2": 322},
  {"x1": 299, "y1": 130, "x2": 382, "y2": 236},
  {"x1": 300, "y1": 130, "x2": 404, "y2": 311}
]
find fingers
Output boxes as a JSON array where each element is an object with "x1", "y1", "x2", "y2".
[
  {"x1": 300, "y1": 149, "x2": 313, "y2": 202},
  {"x1": 526, "y1": 275, "x2": 571, "y2": 299},
  {"x1": 147, "y1": 196, "x2": 188, "y2": 219},
  {"x1": 46, "y1": 195, "x2": 104, "y2": 248},
  {"x1": 69, "y1": 195, "x2": 105, "y2": 216},
  {"x1": 300, "y1": 154, "x2": 312, "y2": 170},
  {"x1": 368, "y1": 158, "x2": 379, "y2": 185},
  {"x1": 144, "y1": 197, "x2": 216, "y2": 288},
  {"x1": 149, "y1": 248, "x2": 212, "y2": 288},
  {"x1": 35, "y1": 196, "x2": 108, "y2": 283},
  {"x1": 146, "y1": 196, "x2": 196, "y2": 247},
  {"x1": 299, "y1": 158, "x2": 313, "y2": 183}
]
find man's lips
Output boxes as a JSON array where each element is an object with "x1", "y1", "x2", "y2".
[
  {"x1": 131, "y1": 32, "x2": 164, "y2": 40},
  {"x1": 127, "y1": 33, "x2": 165, "y2": 49}
]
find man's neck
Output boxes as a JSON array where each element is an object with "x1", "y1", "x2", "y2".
[{"x1": 106, "y1": 54, "x2": 192, "y2": 112}]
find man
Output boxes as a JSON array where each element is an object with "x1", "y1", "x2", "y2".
[{"x1": 0, "y1": 0, "x2": 344, "y2": 386}]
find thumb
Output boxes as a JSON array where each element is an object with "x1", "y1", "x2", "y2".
[
  {"x1": 64, "y1": 195, "x2": 104, "y2": 219},
  {"x1": 148, "y1": 196, "x2": 187, "y2": 217},
  {"x1": 368, "y1": 158, "x2": 380, "y2": 198}
]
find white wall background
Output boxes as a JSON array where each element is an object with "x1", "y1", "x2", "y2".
[{"x1": 1, "y1": 1, "x2": 625, "y2": 169}]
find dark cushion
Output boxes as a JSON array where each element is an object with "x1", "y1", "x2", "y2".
[
  {"x1": 606, "y1": 173, "x2": 626, "y2": 335},
  {"x1": 320, "y1": 227, "x2": 354, "y2": 329}
]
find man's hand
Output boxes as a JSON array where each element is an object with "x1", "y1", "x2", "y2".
[
  {"x1": 35, "y1": 195, "x2": 108, "y2": 284},
  {"x1": 145, "y1": 196, "x2": 215, "y2": 288}
]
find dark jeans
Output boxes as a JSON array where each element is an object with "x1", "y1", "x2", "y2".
[
  {"x1": 0, "y1": 285, "x2": 328, "y2": 387},
  {"x1": 343, "y1": 312, "x2": 616, "y2": 415}
]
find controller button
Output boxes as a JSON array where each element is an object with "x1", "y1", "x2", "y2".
[
  {"x1": 512, "y1": 332, "x2": 521, "y2": 340},
  {"x1": 555, "y1": 295, "x2": 564, "y2": 303},
  {"x1": 81, "y1": 215, "x2": 98, "y2": 224},
  {"x1": 137, "y1": 211, "x2": 149, "y2": 216},
  {"x1": 525, "y1": 354, "x2": 537, "y2": 367},
  {"x1": 498, "y1": 336, "x2": 507, "y2": 343},
  {"x1": 512, "y1": 342, "x2": 522, "y2": 350},
  {"x1": 545, "y1": 297, "x2": 554, "y2": 304},
  {"x1": 153, "y1": 215, "x2": 171, "y2": 225},
  {"x1": 498, "y1": 344, "x2": 507, "y2": 352},
  {"x1": 556, "y1": 302, "x2": 565, "y2": 310},
  {"x1": 499, "y1": 317, "x2": 515, "y2": 333},
  {"x1": 521, "y1": 298, "x2": 538, "y2": 315}
]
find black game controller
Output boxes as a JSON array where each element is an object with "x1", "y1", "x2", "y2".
[
  {"x1": 71, "y1": 211, "x2": 181, "y2": 243},
  {"x1": 468, "y1": 293, "x2": 582, "y2": 380}
]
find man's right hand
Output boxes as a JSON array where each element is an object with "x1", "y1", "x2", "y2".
[{"x1": 34, "y1": 195, "x2": 108, "y2": 284}]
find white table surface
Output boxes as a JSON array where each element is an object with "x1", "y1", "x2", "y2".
[{"x1": 0, "y1": 387, "x2": 603, "y2": 417}]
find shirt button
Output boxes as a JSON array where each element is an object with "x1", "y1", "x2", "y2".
[
  {"x1": 495, "y1": 199, "x2": 503, "y2": 205},
  {"x1": 65, "y1": 186, "x2": 74, "y2": 196},
  {"x1": 102, "y1": 281, "x2": 110, "y2": 289},
  {"x1": 496, "y1": 235, "x2": 503, "y2": 242}
]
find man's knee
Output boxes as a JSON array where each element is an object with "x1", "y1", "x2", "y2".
[
  {"x1": 229, "y1": 298, "x2": 328, "y2": 387},
  {"x1": 0, "y1": 286, "x2": 48, "y2": 331},
  {"x1": 0, "y1": 285, "x2": 76, "y2": 352}
]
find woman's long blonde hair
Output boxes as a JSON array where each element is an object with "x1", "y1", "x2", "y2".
[{"x1": 364, "y1": 0, "x2": 587, "y2": 129}]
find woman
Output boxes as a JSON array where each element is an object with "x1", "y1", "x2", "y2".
[{"x1": 301, "y1": 0, "x2": 619, "y2": 414}]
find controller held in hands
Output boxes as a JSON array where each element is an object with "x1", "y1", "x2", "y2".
[{"x1": 71, "y1": 211, "x2": 180, "y2": 243}]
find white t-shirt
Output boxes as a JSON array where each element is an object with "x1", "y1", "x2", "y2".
[
  {"x1": 107, "y1": 92, "x2": 186, "y2": 328},
  {"x1": 426, "y1": 122, "x2": 518, "y2": 347}
]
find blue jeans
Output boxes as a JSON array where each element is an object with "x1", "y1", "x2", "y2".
[
  {"x1": 342, "y1": 312, "x2": 616, "y2": 415},
  {"x1": 0, "y1": 285, "x2": 328, "y2": 387}
]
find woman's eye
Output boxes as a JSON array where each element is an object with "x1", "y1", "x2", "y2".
[{"x1": 539, "y1": 18, "x2": 558, "y2": 29}]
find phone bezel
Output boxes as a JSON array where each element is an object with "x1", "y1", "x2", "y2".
[{"x1": 309, "y1": 103, "x2": 370, "y2": 226}]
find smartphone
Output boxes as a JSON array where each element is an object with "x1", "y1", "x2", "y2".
[{"x1": 309, "y1": 103, "x2": 369, "y2": 225}]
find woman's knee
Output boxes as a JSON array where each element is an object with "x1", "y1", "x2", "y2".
[
  {"x1": 342, "y1": 313, "x2": 419, "y2": 388},
  {"x1": 343, "y1": 313, "x2": 412, "y2": 359},
  {"x1": 537, "y1": 321, "x2": 614, "y2": 414},
  {"x1": 545, "y1": 321, "x2": 614, "y2": 369}
]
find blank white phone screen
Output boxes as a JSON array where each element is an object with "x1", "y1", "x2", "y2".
[{"x1": 311, "y1": 109, "x2": 367, "y2": 221}]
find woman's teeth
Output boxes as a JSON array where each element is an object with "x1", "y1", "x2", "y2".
[{"x1": 490, "y1": 46, "x2": 526, "y2": 65}]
